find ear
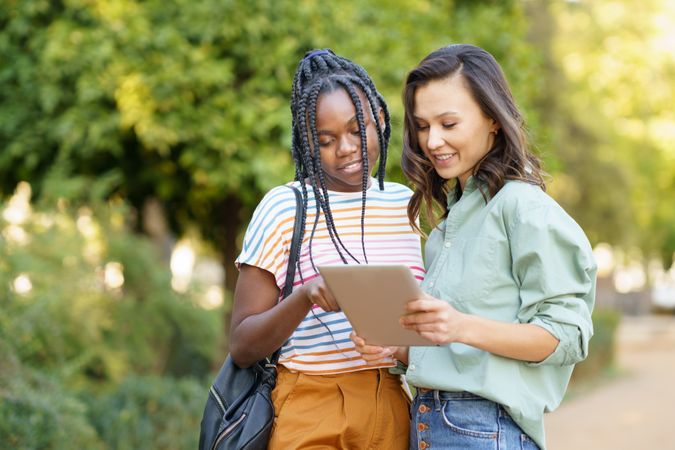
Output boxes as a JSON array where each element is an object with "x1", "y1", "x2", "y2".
[
  {"x1": 377, "y1": 107, "x2": 385, "y2": 129},
  {"x1": 490, "y1": 119, "x2": 500, "y2": 135}
]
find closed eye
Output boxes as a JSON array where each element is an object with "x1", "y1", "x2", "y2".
[{"x1": 442, "y1": 123, "x2": 456, "y2": 129}]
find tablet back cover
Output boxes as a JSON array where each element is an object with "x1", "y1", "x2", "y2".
[{"x1": 318, "y1": 265, "x2": 434, "y2": 346}]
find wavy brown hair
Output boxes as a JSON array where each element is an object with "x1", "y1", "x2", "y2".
[{"x1": 402, "y1": 44, "x2": 545, "y2": 235}]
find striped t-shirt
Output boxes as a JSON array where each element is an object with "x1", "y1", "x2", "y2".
[{"x1": 236, "y1": 179, "x2": 425, "y2": 375}]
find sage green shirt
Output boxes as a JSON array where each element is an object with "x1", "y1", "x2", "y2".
[{"x1": 406, "y1": 178, "x2": 596, "y2": 450}]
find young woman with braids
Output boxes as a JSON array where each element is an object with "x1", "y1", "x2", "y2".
[
  {"x1": 352, "y1": 44, "x2": 596, "y2": 449},
  {"x1": 230, "y1": 49, "x2": 423, "y2": 449}
]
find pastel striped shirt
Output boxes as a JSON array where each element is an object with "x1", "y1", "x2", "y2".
[{"x1": 236, "y1": 179, "x2": 425, "y2": 375}]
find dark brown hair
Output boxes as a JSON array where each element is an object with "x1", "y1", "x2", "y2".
[{"x1": 402, "y1": 44, "x2": 545, "y2": 235}]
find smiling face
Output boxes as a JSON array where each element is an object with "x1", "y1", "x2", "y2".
[
  {"x1": 312, "y1": 88, "x2": 382, "y2": 192},
  {"x1": 413, "y1": 74, "x2": 499, "y2": 189}
]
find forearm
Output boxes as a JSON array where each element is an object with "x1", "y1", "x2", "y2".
[
  {"x1": 230, "y1": 290, "x2": 312, "y2": 367},
  {"x1": 459, "y1": 314, "x2": 559, "y2": 363}
]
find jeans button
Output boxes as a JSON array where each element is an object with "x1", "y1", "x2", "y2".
[
  {"x1": 420, "y1": 441, "x2": 430, "y2": 449},
  {"x1": 418, "y1": 404, "x2": 429, "y2": 413}
]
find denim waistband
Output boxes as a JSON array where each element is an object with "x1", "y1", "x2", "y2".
[
  {"x1": 415, "y1": 389, "x2": 507, "y2": 416},
  {"x1": 416, "y1": 388, "x2": 484, "y2": 401}
]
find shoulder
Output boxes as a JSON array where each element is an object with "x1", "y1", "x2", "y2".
[
  {"x1": 257, "y1": 182, "x2": 300, "y2": 211},
  {"x1": 247, "y1": 183, "x2": 300, "y2": 229},
  {"x1": 261, "y1": 182, "x2": 301, "y2": 203},
  {"x1": 492, "y1": 181, "x2": 559, "y2": 224},
  {"x1": 375, "y1": 181, "x2": 415, "y2": 199},
  {"x1": 382, "y1": 180, "x2": 413, "y2": 193},
  {"x1": 495, "y1": 182, "x2": 590, "y2": 247},
  {"x1": 495, "y1": 180, "x2": 549, "y2": 205}
]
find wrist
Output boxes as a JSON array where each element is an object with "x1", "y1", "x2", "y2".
[
  {"x1": 295, "y1": 284, "x2": 314, "y2": 310},
  {"x1": 393, "y1": 346, "x2": 409, "y2": 365},
  {"x1": 457, "y1": 312, "x2": 478, "y2": 346}
]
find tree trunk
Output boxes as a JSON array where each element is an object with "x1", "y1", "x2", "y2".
[{"x1": 217, "y1": 195, "x2": 243, "y2": 350}]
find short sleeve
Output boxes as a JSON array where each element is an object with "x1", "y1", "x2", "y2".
[
  {"x1": 236, "y1": 185, "x2": 298, "y2": 291},
  {"x1": 508, "y1": 202, "x2": 597, "y2": 367}
]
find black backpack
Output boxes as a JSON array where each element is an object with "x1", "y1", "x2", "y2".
[{"x1": 198, "y1": 185, "x2": 302, "y2": 450}]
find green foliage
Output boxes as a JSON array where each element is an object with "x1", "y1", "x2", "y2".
[
  {"x1": 0, "y1": 0, "x2": 542, "y2": 286},
  {"x1": 0, "y1": 196, "x2": 220, "y2": 448},
  {"x1": 0, "y1": 362, "x2": 104, "y2": 450},
  {"x1": 571, "y1": 308, "x2": 622, "y2": 382},
  {"x1": 85, "y1": 375, "x2": 206, "y2": 450},
  {"x1": 533, "y1": 0, "x2": 675, "y2": 267}
]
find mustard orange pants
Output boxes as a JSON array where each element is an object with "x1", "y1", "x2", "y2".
[{"x1": 268, "y1": 366, "x2": 410, "y2": 450}]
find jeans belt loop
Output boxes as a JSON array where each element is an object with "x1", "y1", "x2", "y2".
[{"x1": 433, "y1": 390, "x2": 442, "y2": 412}]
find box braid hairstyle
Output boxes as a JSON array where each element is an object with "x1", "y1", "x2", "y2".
[{"x1": 290, "y1": 49, "x2": 391, "y2": 278}]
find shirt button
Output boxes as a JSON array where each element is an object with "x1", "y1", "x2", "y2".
[
  {"x1": 418, "y1": 404, "x2": 429, "y2": 413},
  {"x1": 409, "y1": 364, "x2": 416, "y2": 371},
  {"x1": 444, "y1": 241, "x2": 451, "y2": 248},
  {"x1": 428, "y1": 281, "x2": 434, "y2": 287}
]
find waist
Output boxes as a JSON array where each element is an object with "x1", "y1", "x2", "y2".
[
  {"x1": 416, "y1": 388, "x2": 485, "y2": 401},
  {"x1": 277, "y1": 365, "x2": 401, "y2": 383}
]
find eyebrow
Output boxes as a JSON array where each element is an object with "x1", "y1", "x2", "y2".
[{"x1": 414, "y1": 111, "x2": 459, "y2": 120}]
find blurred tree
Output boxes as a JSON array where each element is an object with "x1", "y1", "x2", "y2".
[
  {"x1": 525, "y1": 0, "x2": 675, "y2": 269},
  {"x1": 0, "y1": 0, "x2": 540, "y2": 317}
]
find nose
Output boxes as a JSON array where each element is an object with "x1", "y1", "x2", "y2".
[
  {"x1": 337, "y1": 134, "x2": 359, "y2": 156},
  {"x1": 426, "y1": 126, "x2": 444, "y2": 151}
]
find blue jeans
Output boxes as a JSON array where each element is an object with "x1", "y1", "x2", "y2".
[{"x1": 410, "y1": 390, "x2": 540, "y2": 450}]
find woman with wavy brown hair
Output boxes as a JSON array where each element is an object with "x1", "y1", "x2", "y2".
[{"x1": 352, "y1": 44, "x2": 597, "y2": 450}]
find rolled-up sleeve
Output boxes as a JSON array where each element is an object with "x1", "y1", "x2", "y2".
[{"x1": 509, "y1": 203, "x2": 597, "y2": 367}]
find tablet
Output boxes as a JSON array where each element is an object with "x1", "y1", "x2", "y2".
[{"x1": 317, "y1": 264, "x2": 434, "y2": 346}]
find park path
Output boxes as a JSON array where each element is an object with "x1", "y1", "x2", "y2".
[{"x1": 545, "y1": 314, "x2": 675, "y2": 450}]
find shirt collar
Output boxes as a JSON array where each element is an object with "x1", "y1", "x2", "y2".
[{"x1": 447, "y1": 176, "x2": 481, "y2": 209}]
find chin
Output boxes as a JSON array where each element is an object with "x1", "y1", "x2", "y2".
[{"x1": 433, "y1": 167, "x2": 459, "y2": 180}]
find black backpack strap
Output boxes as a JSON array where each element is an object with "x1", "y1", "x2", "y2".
[
  {"x1": 282, "y1": 184, "x2": 303, "y2": 299},
  {"x1": 270, "y1": 184, "x2": 303, "y2": 365}
]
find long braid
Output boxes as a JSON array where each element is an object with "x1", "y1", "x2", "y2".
[
  {"x1": 304, "y1": 82, "x2": 338, "y2": 270},
  {"x1": 296, "y1": 83, "x2": 326, "y2": 273},
  {"x1": 347, "y1": 77, "x2": 389, "y2": 190},
  {"x1": 375, "y1": 92, "x2": 390, "y2": 189},
  {"x1": 307, "y1": 79, "x2": 360, "y2": 264},
  {"x1": 297, "y1": 80, "x2": 355, "y2": 270},
  {"x1": 335, "y1": 78, "x2": 371, "y2": 263},
  {"x1": 333, "y1": 56, "x2": 391, "y2": 189},
  {"x1": 295, "y1": 181, "x2": 309, "y2": 285},
  {"x1": 289, "y1": 78, "x2": 309, "y2": 283}
]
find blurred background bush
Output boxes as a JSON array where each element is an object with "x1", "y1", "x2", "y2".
[
  {"x1": 571, "y1": 308, "x2": 622, "y2": 383},
  {"x1": 0, "y1": 194, "x2": 220, "y2": 448}
]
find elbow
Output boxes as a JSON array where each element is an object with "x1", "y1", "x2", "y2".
[
  {"x1": 531, "y1": 336, "x2": 560, "y2": 364},
  {"x1": 532, "y1": 341, "x2": 586, "y2": 367},
  {"x1": 229, "y1": 341, "x2": 258, "y2": 369}
]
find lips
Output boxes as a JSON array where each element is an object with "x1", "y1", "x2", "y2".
[
  {"x1": 430, "y1": 153, "x2": 457, "y2": 166},
  {"x1": 338, "y1": 160, "x2": 364, "y2": 173}
]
